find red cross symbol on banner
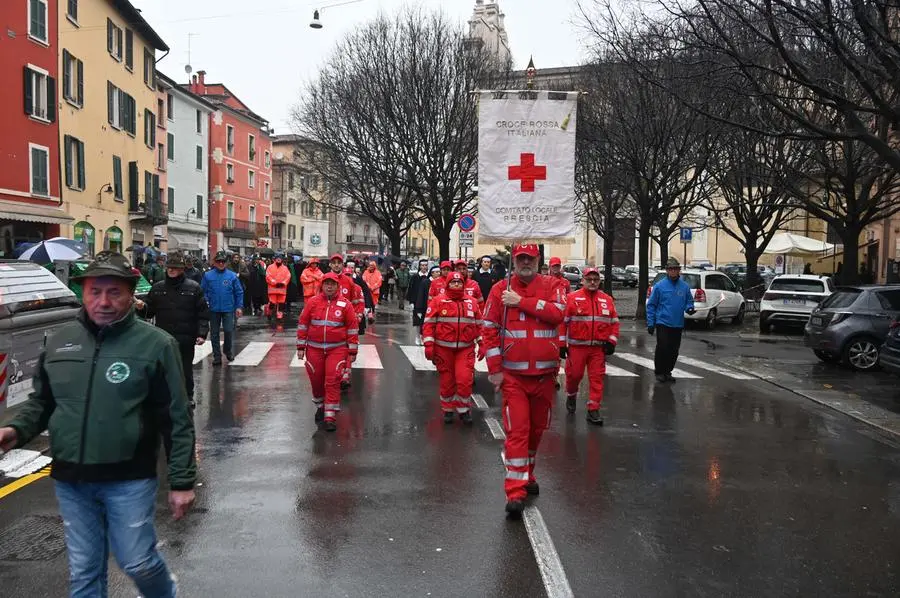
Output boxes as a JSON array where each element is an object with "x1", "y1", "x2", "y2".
[{"x1": 508, "y1": 153, "x2": 547, "y2": 192}]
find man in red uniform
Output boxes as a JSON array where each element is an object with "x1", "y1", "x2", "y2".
[
  {"x1": 482, "y1": 244, "x2": 566, "y2": 519},
  {"x1": 547, "y1": 257, "x2": 571, "y2": 389},
  {"x1": 453, "y1": 259, "x2": 484, "y2": 306},
  {"x1": 428, "y1": 260, "x2": 453, "y2": 299},
  {"x1": 423, "y1": 272, "x2": 483, "y2": 425},
  {"x1": 265, "y1": 252, "x2": 292, "y2": 321},
  {"x1": 297, "y1": 273, "x2": 359, "y2": 431},
  {"x1": 560, "y1": 268, "x2": 619, "y2": 425}
]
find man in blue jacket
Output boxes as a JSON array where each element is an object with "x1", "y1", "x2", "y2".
[
  {"x1": 646, "y1": 257, "x2": 696, "y2": 383},
  {"x1": 202, "y1": 251, "x2": 244, "y2": 365}
]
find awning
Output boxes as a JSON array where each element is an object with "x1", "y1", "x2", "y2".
[
  {"x1": 0, "y1": 199, "x2": 75, "y2": 225},
  {"x1": 168, "y1": 232, "x2": 202, "y2": 251}
]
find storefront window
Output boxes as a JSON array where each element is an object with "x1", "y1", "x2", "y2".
[
  {"x1": 105, "y1": 226, "x2": 123, "y2": 253},
  {"x1": 73, "y1": 221, "x2": 95, "y2": 257}
]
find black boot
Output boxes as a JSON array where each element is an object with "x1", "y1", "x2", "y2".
[
  {"x1": 566, "y1": 395, "x2": 576, "y2": 414},
  {"x1": 586, "y1": 409, "x2": 604, "y2": 426},
  {"x1": 324, "y1": 420, "x2": 337, "y2": 432},
  {"x1": 443, "y1": 411, "x2": 455, "y2": 424},
  {"x1": 505, "y1": 500, "x2": 525, "y2": 519},
  {"x1": 665, "y1": 374, "x2": 676, "y2": 383},
  {"x1": 314, "y1": 406, "x2": 324, "y2": 424},
  {"x1": 212, "y1": 356, "x2": 222, "y2": 366},
  {"x1": 555, "y1": 381, "x2": 561, "y2": 390},
  {"x1": 459, "y1": 411, "x2": 473, "y2": 425},
  {"x1": 340, "y1": 380, "x2": 350, "y2": 391},
  {"x1": 655, "y1": 373, "x2": 667, "y2": 383},
  {"x1": 525, "y1": 481, "x2": 540, "y2": 496}
]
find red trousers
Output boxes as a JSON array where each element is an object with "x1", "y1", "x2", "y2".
[
  {"x1": 501, "y1": 373, "x2": 555, "y2": 501},
  {"x1": 305, "y1": 347, "x2": 348, "y2": 422},
  {"x1": 433, "y1": 346, "x2": 475, "y2": 413},
  {"x1": 565, "y1": 346, "x2": 606, "y2": 410}
]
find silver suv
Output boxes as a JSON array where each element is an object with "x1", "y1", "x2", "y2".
[{"x1": 760, "y1": 274, "x2": 833, "y2": 333}]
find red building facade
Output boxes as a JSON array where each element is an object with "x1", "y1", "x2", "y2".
[
  {"x1": 187, "y1": 71, "x2": 272, "y2": 256},
  {"x1": 0, "y1": 0, "x2": 71, "y2": 257}
]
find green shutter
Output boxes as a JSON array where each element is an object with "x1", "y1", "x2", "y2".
[
  {"x1": 64, "y1": 135, "x2": 72, "y2": 188},
  {"x1": 107, "y1": 18, "x2": 113, "y2": 53},
  {"x1": 77, "y1": 140, "x2": 85, "y2": 189},
  {"x1": 128, "y1": 161, "x2": 138, "y2": 210},
  {"x1": 46, "y1": 76, "x2": 56, "y2": 123},
  {"x1": 76, "y1": 59, "x2": 83, "y2": 105},
  {"x1": 113, "y1": 156, "x2": 122, "y2": 199},
  {"x1": 125, "y1": 29, "x2": 133, "y2": 68},
  {"x1": 62, "y1": 50, "x2": 70, "y2": 101},
  {"x1": 23, "y1": 67, "x2": 33, "y2": 116}
]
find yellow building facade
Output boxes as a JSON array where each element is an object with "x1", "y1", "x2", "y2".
[{"x1": 58, "y1": 0, "x2": 168, "y2": 257}]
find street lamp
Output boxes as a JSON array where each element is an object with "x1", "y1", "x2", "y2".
[{"x1": 310, "y1": 9, "x2": 323, "y2": 29}]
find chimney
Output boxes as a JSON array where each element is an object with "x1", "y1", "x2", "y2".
[{"x1": 197, "y1": 70, "x2": 206, "y2": 85}]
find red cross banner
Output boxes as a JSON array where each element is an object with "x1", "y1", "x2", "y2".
[{"x1": 477, "y1": 90, "x2": 578, "y2": 244}]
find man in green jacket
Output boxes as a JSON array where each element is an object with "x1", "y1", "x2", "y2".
[
  {"x1": 395, "y1": 260, "x2": 411, "y2": 310},
  {"x1": 0, "y1": 251, "x2": 196, "y2": 598}
]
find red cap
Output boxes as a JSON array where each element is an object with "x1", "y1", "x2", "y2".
[
  {"x1": 440, "y1": 260, "x2": 452, "y2": 269},
  {"x1": 322, "y1": 272, "x2": 341, "y2": 283},
  {"x1": 512, "y1": 244, "x2": 540, "y2": 258},
  {"x1": 453, "y1": 259, "x2": 467, "y2": 267},
  {"x1": 309, "y1": 258, "x2": 319, "y2": 264},
  {"x1": 330, "y1": 253, "x2": 343, "y2": 262},
  {"x1": 548, "y1": 257, "x2": 562, "y2": 267},
  {"x1": 448, "y1": 272, "x2": 465, "y2": 283},
  {"x1": 582, "y1": 267, "x2": 600, "y2": 278}
]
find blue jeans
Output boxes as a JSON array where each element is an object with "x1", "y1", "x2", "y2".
[
  {"x1": 55, "y1": 479, "x2": 176, "y2": 598},
  {"x1": 209, "y1": 311, "x2": 235, "y2": 358}
]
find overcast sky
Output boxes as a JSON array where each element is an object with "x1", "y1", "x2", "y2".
[{"x1": 132, "y1": 0, "x2": 589, "y2": 134}]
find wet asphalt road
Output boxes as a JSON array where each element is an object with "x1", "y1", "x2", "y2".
[{"x1": 1, "y1": 309, "x2": 899, "y2": 597}]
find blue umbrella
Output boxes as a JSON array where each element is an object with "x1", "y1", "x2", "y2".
[
  {"x1": 18, "y1": 239, "x2": 89, "y2": 264},
  {"x1": 13, "y1": 241, "x2": 38, "y2": 258}
]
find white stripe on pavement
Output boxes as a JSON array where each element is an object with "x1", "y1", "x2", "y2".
[
  {"x1": 290, "y1": 353, "x2": 305, "y2": 368},
  {"x1": 472, "y1": 394, "x2": 489, "y2": 410},
  {"x1": 399, "y1": 346, "x2": 436, "y2": 371},
  {"x1": 524, "y1": 506, "x2": 575, "y2": 598},
  {"x1": 290, "y1": 345, "x2": 383, "y2": 369},
  {"x1": 615, "y1": 352, "x2": 701, "y2": 379},
  {"x1": 0, "y1": 449, "x2": 51, "y2": 478},
  {"x1": 229, "y1": 342, "x2": 275, "y2": 366},
  {"x1": 485, "y1": 417, "x2": 506, "y2": 440},
  {"x1": 558, "y1": 364, "x2": 638, "y2": 378},
  {"x1": 674, "y1": 356, "x2": 753, "y2": 380},
  {"x1": 193, "y1": 341, "x2": 215, "y2": 365}
]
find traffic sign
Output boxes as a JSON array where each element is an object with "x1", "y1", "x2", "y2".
[
  {"x1": 459, "y1": 232, "x2": 475, "y2": 247},
  {"x1": 680, "y1": 228, "x2": 693, "y2": 243},
  {"x1": 458, "y1": 214, "x2": 476, "y2": 233}
]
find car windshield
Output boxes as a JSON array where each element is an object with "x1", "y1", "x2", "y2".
[
  {"x1": 651, "y1": 272, "x2": 700, "y2": 289},
  {"x1": 769, "y1": 279, "x2": 825, "y2": 293},
  {"x1": 820, "y1": 289, "x2": 862, "y2": 309}
]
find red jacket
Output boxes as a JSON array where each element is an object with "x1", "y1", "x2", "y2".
[
  {"x1": 481, "y1": 274, "x2": 566, "y2": 376},
  {"x1": 463, "y1": 278, "x2": 484, "y2": 306},
  {"x1": 562, "y1": 288, "x2": 620, "y2": 348},
  {"x1": 297, "y1": 293, "x2": 359, "y2": 354},
  {"x1": 423, "y1": 295, "x2": 483, "y2": 353},
  {"x1": 338, "y1": 274, "x2": 365, "y2": 316},
  {"x1": 552, "y1": 274, "x2": 572, "y2": 295},
  {"x1": 428, "y1": 276, "x2": 448, "y2": 299}
]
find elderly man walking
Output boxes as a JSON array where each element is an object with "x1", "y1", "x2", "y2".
[
  {"x1": 202, "y1": 251, "x2": 244, "y2": 365},
  {"x1": 0, "y1": 251, "x2": 196, "y2": 598},
  {"x1": 646, "y1": 257, "x2": 696, "y2": 383}
]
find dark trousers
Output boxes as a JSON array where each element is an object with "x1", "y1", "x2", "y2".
[
  {"x1": 654, "y1": 325, "x2": 683, "y2": 375},
  {"x1": 178, "y1": 342, "x2": 195, "y2": 398}
]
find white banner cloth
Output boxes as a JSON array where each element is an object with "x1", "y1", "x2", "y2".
[{"x1": 477, "y1": 90, "x2": 577, "y2": 244}]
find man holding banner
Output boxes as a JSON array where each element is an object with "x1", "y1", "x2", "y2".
[{"x1": 476, "y1": 89, "x2": 579, "y2": 518}]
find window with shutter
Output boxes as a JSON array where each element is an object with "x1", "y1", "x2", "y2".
[
  {"x1": 76, "y1": 59, "x2": 83, "y2": 106},
  {"x1": 168, "y1": 188, "x2": 175, "y2": 213},
  {"x1": 113, "y1": 156, "x2": 123, "y2": 201},
  {"x1": 62, "y1": 51, "x2": 71, "y2": 101},
  {"x1": 67, "y1": 0, "x2": 78, "y2": 23},
  {"x1": 64, "y1": 135, "x2": 72, "y2": 188},
  {"x1": 167, "y1": 133, "x2": 175, "y2": 161},
  {"x1": 196, "y1": 195, "x2": 203, "y2": 219},
  {"x1": 29, "y1": 0, "x2": 48, "y2": 42},
  {"x1": 107, "y1": 19, "x2": 113, "y2": 53},
  {"x1": 128, "y1": 161, "x2": 139, "y2": 210},
  {"x1": 77, "y1": 140, "x2": 85, "y2": 189},
  {"x1": 46, "y1": 76, "x2": 55, "y2": 122},
  {"x1": 196, "y1": 146, "x2": 203, "y2": 170},
  {"x1": 24, "y1": 67, "x2": 33, "y2": 116},
  {"x1": 30, "y1": 145, "x2": 50, "y2": 196},
  {"x1": 125, "y1": 30, "x2": 133, "y2": 69}
]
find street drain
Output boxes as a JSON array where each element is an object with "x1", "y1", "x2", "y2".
[{"x1": 0, "y1": 515, "x2": 66, "y2": 561}]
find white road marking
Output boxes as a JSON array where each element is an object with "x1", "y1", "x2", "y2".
[
  {"x1": 524, "y1": 506, "x2": 575, "y2": 598},
  {"x1": 399, "y1": 345, "x2": 436, "y2": 371},
  {"x1": 558, "y1": 364, "x2": 638, "y2": 378},
  {"x1": 0, "y1": 449, "x2": 51, "y2": 478},
  {"x1": 472, "y1": 394, "x2": 489, "y2": 410},
  {"x1": 290, "y1": 345, "x2": 383, "y2": 369},
  {"x1": 193, "y1": 341, "x2": 215, "y2": 365},
  {"x1": 229, "y1": 342, "x2": 275, "y2": 366},
  {"x1": 485, "y1": 417, "x2": 506, "y2": 440},
  {"x1": 615, "y1": 352, "x2": 701, "y2": 379},
  {"x1": 675, "y1": 356, "x2": 753, "y2": 380}
]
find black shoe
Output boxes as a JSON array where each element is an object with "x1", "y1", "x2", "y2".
[
  {"x1": 555, "y1": 381, "x2": 561, "y2": 390},
  {"x1": 665, "y1": 374, "x2": 676, "y2": 383},
  {"x1": 340, "y1": 381, "x2": 350, "y2": 391},
  {"x1": 525, "y1": 481, "x2": 540, "y2": 496},
  {"x1": 586, "y1": 409, "x2": 604, "y2": 426},
  {"x1": 225, "y1": 353, "x2": 234, "y2": 362},
  {"x1": 443, "y1": 411, "x2": 455, "y2": 424},
  {"x1": 566, "y1": 396, "x2": 576, "y2": 414},
  {"x1": 459, "y1": 411, "x2": 473, "y2": 425},
  {"x1": 314, "y1": 407, "x2": 324, "y2": 424},
  {"x1": 212, "y1": 357, "x2": 222, "y2": 366},
  {"x1": 505, "y1": 500, "x2": 525, "y2": 519},
  {"x1": 655, "y1": 374, "x2": 666, "y2": 383},
  {"x1": 189, "y1": 400, "x2": 196, "y2": 410},
  {"x1": 324, "y1": 420, "x2": 337, "y2": 432}
]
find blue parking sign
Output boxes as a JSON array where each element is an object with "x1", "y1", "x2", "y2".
[{"x1": 680, "y1": 228, "x2": 693, "y2": 243}]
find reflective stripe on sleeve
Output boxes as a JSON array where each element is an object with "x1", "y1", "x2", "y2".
[
  {"x1": 553, "y1": 302, "x2": 565, "y2": 311},
  {"x1": 435, "y1": 340, "x2": 474, "y2": 349},
  {"x1": 482, "y1": 321, "x2": 499, "y2": 328},
  {"x1": 422, "y1": 336, "x2": 436, "y2": 343},
  {"x1": 486, "y1": 347, "x2": 501, "y2": 358},
  {"x1": 502, "y1": 360, "x2": 529, "y2": 370},
  {"x1": 503, "y1": 329, "x2": 528, "y2": 338},
  {"x1": 533, "y1": 330, "x2": 556, "y2": 338},
  {"x1": 535, "y1": 360, "x2": 559, "y2": 369},
  {"x1": 311, "y1": 319, "x2": 343, "y2": 327},
  {"x1": 608, "y1": 335, "x2": 618, "y2": 343}
]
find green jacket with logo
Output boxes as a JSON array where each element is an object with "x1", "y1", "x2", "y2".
[{"x1": 7, "y1": 309, "x2": 196, "y2": 490}]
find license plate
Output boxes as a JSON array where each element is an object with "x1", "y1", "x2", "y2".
[
  {"x1": 811, "y1": 316, "x2": 823, "y2": 326},
  {"x1": 784, "y1": 299, "x2": 806, "y2": 305}
]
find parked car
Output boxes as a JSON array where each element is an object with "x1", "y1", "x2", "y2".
[
  {"x1": 562, "y1": 264, "x2": 583, "y2": 289},
  {"x1": 759, "y1": 274, "x2": 833, "y2": 333},
  {"x1": 649, "y1": 268, "x2": 746, "y2": 328},
  {"x1": 804, "y1": 285, "x2": 900, "y2": 371},
  {"x1": 719, "y1": 263, "x2": 748, "y2": 286},
  {"x1": 626, "y1": 265, "x2": 658, "y2": 281},
  {"x1": 878, "y1": 319, "x2": 900, "y2": 376},
  {"x1": 610, "y1": 266, "x2": 637, "y2": 287},
  {"x1": 758, "y1": 265, "x2": 776, "y2": 285}
]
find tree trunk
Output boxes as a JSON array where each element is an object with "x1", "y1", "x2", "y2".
[
  {"x1": 658, "y1": 237, "x2": 669, "y2": 268},
  {"x1": 839, "y1": 228, "x2": 862, "y2": 284},
  {"x1": 743, "y1": 247, "x2": 764, "y2": 301},
  {"x1": 636, "y1": 220, "x2": 651, "y2": 319},
  {"x1": 389, "y1": 232, "x2": 403, "y2": 259},
  {"x1": 435, "y1": 229, "x2": 451, "y2": 262}
]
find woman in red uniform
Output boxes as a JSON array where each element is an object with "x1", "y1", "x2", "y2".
[{"x1": 423, "y1": 272, "x2": 483, "y2": 424}]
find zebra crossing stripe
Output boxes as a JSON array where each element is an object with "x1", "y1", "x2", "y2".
[
  {"x1": 229, "y1": 342, "x2": 275, "y2": 366},
  {"x1": 615, "y1": 352, "x2": 701, "y2": 379},
  {"x1": 0, "y1": 449, "x2": 52, "y2": 479},
  {"x1": 558, "y1": 364, "x2": 638, "y2": 378},
  {"x1": 675, "y1": 356, "x2": 753, "y2": 380},
  {"x1": 399, "y1": 346, "x2": 489, "y2": 372},
  {"x1": 290, "y1": 345, "x2": 383, "y2": 369},
  {"x1": 472, "y1": 394, "x2": 490, "y2": 409},
  {"x1": 193, "y1": 341, "x2": 215, "y2": 365}
]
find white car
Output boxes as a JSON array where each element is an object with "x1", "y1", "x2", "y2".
[
  {"x1": 649, "y1": 268, "x2": 746, "y2": 328},
  {"x1": 760, "y1": 274, "x2": 834, "y2": 333}
]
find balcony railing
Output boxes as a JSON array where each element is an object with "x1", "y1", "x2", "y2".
[
  {"x1": 128, "y1": 199, "x2": 168, "y2": 225},
  {"x1": 345, "y1": 235, "x2": 378, "y2": 245},
  {"x1": 222, "y1": 218, "x2": 269, "y2": 238}
]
